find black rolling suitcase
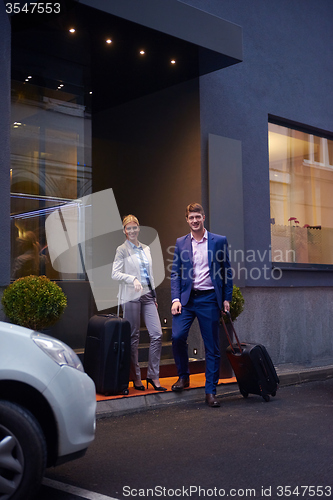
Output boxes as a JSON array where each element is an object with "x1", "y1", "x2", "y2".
[
  {"x1": 84, "y1": 314, "x2": 131, "y2": 396},
  {"x1": 221, "y1": 313, "x2": 279, "y2": 402}
]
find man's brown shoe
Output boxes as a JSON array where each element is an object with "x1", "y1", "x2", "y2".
[
  {"x1": 171, "y1": 377, "x2": 189, "y2": 392},
  {"x1": 205, "y1": 394, "x2": 220, "y2": 407}
]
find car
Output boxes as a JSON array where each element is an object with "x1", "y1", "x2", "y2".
[{"x1": 0, "y1": 321, "x2": 96, "y2": 500}]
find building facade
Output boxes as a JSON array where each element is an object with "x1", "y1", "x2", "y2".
[{"x1": 1, "y1": 0, "x2": 333, "y2": 368}]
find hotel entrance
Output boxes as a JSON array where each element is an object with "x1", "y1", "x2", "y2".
[{"x1": 8, "y1": 0, "x2": 242, "y2": 385}]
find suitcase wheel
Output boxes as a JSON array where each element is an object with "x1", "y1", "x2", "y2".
[{"x1": 122, "y1": 389, "x2": 129, "y2": 395}]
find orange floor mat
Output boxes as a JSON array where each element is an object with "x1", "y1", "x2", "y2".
[{"x1": 96, "y1": 374, "x2": 237, "y2": 401}]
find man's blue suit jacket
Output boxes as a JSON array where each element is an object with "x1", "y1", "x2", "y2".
[{"x1": 170, "y1": 231, "x2": 233, "y2": 310}]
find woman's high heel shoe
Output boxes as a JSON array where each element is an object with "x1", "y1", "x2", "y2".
[
  {"x1": 133, "y1": 381, "x2": 145, "y2": 391},
  {"x1": 146, "y1": 378, "x2": 167, "y2": 392}
]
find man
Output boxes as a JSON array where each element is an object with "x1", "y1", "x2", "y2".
[{"x1": 170, "y1": 203, "x2": 233, "y2": 407}]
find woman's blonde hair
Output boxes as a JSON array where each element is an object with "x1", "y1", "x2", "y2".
[{"x1": 122, "y1": 214, "x2": 139, "y2": 227}]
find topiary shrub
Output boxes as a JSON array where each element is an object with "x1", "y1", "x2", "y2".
[
  {"x1": 230, "y1": 285, "x2": 245, "y2": 321},
  {"x1": 1, "y1": 275, "x2": 67, "y2": 331}
]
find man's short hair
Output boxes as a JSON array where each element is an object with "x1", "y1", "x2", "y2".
[{"x1": 185, "y1": 203, "x2": 205, "y2": 218}]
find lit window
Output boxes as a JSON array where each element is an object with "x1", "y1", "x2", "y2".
[{"x1": 269, "y1": 122, "x2": 333, "y2": 265}]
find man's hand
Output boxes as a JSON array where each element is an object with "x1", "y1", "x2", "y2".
[
  {"x1": 171, "y1": 300, "x2": 182, "y2": 315},
  {"x1": 223, "y1": 300, "x2": 230, "y2": 313}
]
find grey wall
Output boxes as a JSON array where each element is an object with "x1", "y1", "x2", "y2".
[
  {"x1": 188, "y1": 0, "x2": 333, "y2": 288},
  {"x1": 236, "y1": 287, "x2": 333, "y2": 367},
  {"x1": 0, "y1": 3, "x2": 11, "y2": 295},
  {"x1": 177, "y1": 0, "x2": 333, "y2": 366},
  {"x1": 208, "y1": 134, "x2": 245, "y2": 287}
]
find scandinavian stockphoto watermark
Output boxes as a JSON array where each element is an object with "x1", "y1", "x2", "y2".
[
  {"x1": 45, "y1": 188, "x2": 284, "y2": 311},
  {"x1": 45, "y1": 188, "x2": 165, "y2": 311},
  {"x1": 166, "y1": 245, "x2": 286, "y2": 282}
]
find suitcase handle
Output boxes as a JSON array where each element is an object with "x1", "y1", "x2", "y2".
[
  {"x1": 221, "y1": 312, "x2": 243, "y2": 354},
  {"x1": 119, "y1": 341, "x2": 125, "y2": 367}
]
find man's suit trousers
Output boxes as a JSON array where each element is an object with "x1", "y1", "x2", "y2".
[{"x1": 172, "y1": 290, "x2": 221, "y2": 394}]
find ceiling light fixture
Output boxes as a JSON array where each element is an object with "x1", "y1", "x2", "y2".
[
  {"x1": 139, "y1": 50, "x2": 145, "y2": 55},
  {"x1": 69, "y1": 28, "x2": 75, "y2": 33},
  {"x1": 106, "y1": 39, "x2": 112, "y2": 44},
  {"x1": 171, "y1": 59, "x2": 176, "y2": 64}
]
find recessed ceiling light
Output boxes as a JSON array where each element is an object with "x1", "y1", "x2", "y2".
[
  {"x1": 139, "y1": 50, "x2": 145, "y2": 55},
  {"x1": 171, "y1": 59, "x2": 176, "y2": 64},
  {"x1": 89, "y1": 91, "x2": 93, "y2": 95},
  {"x1": 106, "y1": 39, "x2": 112, "y2": 44},
  {"x1": 69, "y1": 28, "x2": 75, "y2": 33}
]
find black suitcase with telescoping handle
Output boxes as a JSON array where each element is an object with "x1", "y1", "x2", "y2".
[
  {"x1": 84, "y1": 314, "x2": 131, "y2": 396},
  {"x1": 221, "y1": 312, "x2": 279, "y2": 402}
]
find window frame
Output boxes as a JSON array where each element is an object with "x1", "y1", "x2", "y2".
[{"x1": 269, "y1": 115, "x2": 333, "y2": 272}]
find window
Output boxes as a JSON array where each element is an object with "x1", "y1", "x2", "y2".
[
  {"x1": 269, "y1": 122, "x2": 333, "y2": 266},
  {"x1": 10, "y1": 17, "x2": 92, "y2": 281}
]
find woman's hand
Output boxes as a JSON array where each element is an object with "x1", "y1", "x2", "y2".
[{"x1": 133, "y1": 278, "x2": 143, "y2": 292}]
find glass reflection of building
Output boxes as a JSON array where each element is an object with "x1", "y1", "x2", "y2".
[
  {"x1": 269, "y1": 122, "x2": 333, "y2": 266},
  {"x1": 10, "y1": 13, "x2": 92, "y2": 281}
]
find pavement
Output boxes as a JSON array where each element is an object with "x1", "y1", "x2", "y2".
[{"x1": 96, "y1": 362, "x2": 333, "y2": 418}]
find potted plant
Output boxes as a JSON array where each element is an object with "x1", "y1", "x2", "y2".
[
  {"x1": 219, "y1": 285, "x2": 245, "y2": 378},
  {"x1": 228, "y1": 285, "x2": 245, "y2": 322},
  {"x1": 1, "y1": 275, "x2": 67, "y2": 331}
]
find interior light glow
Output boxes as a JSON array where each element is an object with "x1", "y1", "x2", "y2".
[
  {"x1": 10, "y1": 202, "x2": 80, "y2": 220},
  {"x1": 89, "y1": 91, "x2": 93, "y2": 94},
  {"x1": 139, "y1": 50, "x2": 145, "y2": 55},
  {"x1": 106, "y1": 39, "x2": 112, "y2": 44},
  {"x1": 171, "y1": 59, "x2": 176, "y2": 64},
  {"x1": 69, "y1": 28, "x2": 75, "y2": 33},
  {"x1": 27, "y1": 76, "x2": 32, "y2": 79}
]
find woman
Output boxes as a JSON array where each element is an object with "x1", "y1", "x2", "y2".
[
  {"x1": 112, "y1": 215, "x2": 166, "y2": 392},
  {"x1": 11, "y1": 231, "x2": 47, "y2": 279}
]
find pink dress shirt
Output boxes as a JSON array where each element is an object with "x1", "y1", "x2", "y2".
[{"x1": 191, "y1": 230, "x2": 214, "y2": 290}]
